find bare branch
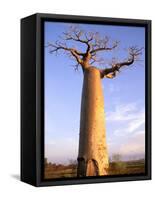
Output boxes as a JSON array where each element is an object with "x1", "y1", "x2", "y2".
[
  {"x1": 62, "y1": 27, "x2": 93, "y2": 54},
  {"x1": 100, "y1": 46, "x2": 143, "y2": 78},
  {"x1": 46, "y1": 41, "x2": 83, "y2": 68},
  {"x1": 90, "y1": 40, "x2": 119, "y2": 54},
  {"x1": 70, "y1": 50, "x2": 83, "y2": 65},
  {"x1": 46, "y1": 26, "x2": 143, "y2": 75},
  {"x1": 47, "y1": 42, "x2": 83, "y2": 55},
  {"x1": 73, "y1": 63, "x2": 80, "y2": 71},
  {"x1": 128, "y1": 46, "x2": 143, "y2": 58},
  {"x1": 90, "y1": 55, "x2": 104, "y2": 65}
]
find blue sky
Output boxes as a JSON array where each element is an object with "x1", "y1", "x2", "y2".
[{"x1": 44, "y1": 21, "x2": 145, "y2": 164}]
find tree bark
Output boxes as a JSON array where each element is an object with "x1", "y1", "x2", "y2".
[{"x1": 77, "y1": 67, "x2": 109, "y2": 177}]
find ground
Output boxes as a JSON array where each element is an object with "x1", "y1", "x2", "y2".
[{"x1": 44, "y1": 159, "x2": 145, "y2": 179}]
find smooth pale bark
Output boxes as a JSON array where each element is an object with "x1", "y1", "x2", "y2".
[{"x1": 77, "y1": 67, "x2": 109, "y2": 177}]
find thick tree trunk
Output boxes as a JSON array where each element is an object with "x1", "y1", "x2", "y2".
[{"x1": 77, "y1": 67, "x2": 109, "y2": 177}]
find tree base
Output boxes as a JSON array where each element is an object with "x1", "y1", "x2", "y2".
[{"x1": 77, "y1": 157, "x2": 108, "y2": 177}]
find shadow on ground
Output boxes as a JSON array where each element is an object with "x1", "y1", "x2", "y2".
[{"x1": 11, "y1": 174, "x2": 20, "y2": 181}]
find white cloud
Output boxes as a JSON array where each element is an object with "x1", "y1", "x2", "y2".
[
  {"x1": 106, "y1": 102, "x2": 145, "y2": 159},
  {"x1": 128, "y1": 115, "x2": 145, "y2": 133},
  {"x1": 113, "y1": 109, "x2": 145, "y2": 137},
  {"x1": 134, "y1": 130, "x2": 145, "y2": 135},
  {"x1": 106, "y1": 102, "x2": 145, "y2": 136},
  {"x1": 106, "y1": 102, "x2": 139, "y2": 121}
]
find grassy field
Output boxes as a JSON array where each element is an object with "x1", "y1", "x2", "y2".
[
  {"x1": 44, "y1": 159, "x2": 145, "y2": 179},
  {"x1": 44, "y1": 163, "x2": 77, "y2": 179},
  {"x1": 108, "y1": 159, "x2": 145, "y2": 175}
]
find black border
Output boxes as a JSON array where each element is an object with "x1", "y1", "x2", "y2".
[{"x1": 36, "y1": 13, "x2": 151, "y2": 187}]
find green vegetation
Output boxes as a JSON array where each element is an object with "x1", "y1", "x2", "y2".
[{"x1": 44, "y1": 158, "x2": 145, "y2": 179}]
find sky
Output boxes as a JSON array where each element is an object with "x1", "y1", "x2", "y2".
[{"x1": 44, "y1": 21, "x2": 145, "y2": 164}]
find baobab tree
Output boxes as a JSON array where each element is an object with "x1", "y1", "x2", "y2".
[{"x1": 46, "y1": 26, "x2": 143, "y2": 177}]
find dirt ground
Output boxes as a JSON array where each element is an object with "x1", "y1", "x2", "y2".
[{"x1": 44, "y1": 159, "x2": 145, "y2": 179}]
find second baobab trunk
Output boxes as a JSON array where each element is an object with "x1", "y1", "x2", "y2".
[{"x1": 77, "y1": 67, "x2": 109, "y2": 177}]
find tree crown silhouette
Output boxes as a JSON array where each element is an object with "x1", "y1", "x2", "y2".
[{"x1": 46, "y1": 26, "x2": 143, "y2": 79}]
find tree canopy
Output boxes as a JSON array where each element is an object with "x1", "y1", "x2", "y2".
[{"x1": 46, "y1": 26, "x2": 143, "y2": 79}]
